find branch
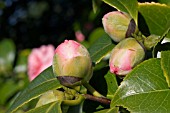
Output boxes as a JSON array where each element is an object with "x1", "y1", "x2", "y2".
[{"x1": 84, "y1": 94, "x2": 111, "y2": 105}]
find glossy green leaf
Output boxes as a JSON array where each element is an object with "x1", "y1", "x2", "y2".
[
  {"x1": 89, "y1": 33, "x2": 115, "y2": 64},
  {"x1": 7, "y1": 66, "x2": 62, "y2": 113},
  {"x1": 138, "y1": 3, "x2": 170, "y2": 38},
  {"x1": 161, "y1": 51, "x2": 170, "y2": 87},
  {"x1": 0, "y1": 39, "x2": 15, "y2": 74},
  {"x1": 115, "y1": 89, "x2": 170, "y2": 113},
  {"x1": 104, "y1": 71, "x2": 118, "y2": 99},
  {"x1": 103, "y1": 0, "x2": 138, "y2": 24},
  {"x1": 26, "y1": 101, "x2": 62, "y2": 113},
  {"x1": 111, "y1": 58, "x2": 169, "y2": 112}
]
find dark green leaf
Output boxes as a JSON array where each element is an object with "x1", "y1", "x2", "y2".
[
  {"x1": 152, "y1": 26, "x2": 170, "y2": 57},
  {"x1": 7, "y1": 66, "x2": 62, "y2": 113},
  {"x1": 161, "y1": 51, "x2": 170, "y2": 87},
  {"x1": 67, "y1": 102, "x2": 83, "y2": 113},
  {"x1": 114, "y1": 90, "x2": 170, "y2": 113},
  {"x1": 138, "y1": 3, "x2": 170, "y2": 37},
  {"x1": 103, "y1": 0, "x2": 138, "y2": 24},
  {"x1": 111, "y1": 58, "x2": 169, "y2": 112},
  {"x1": 104, "y1": 71, "x2": 118, "y2": 99},
  {"x1": 89, "y1": 33, "x2": 115, "y2": 64},
  {"x1": 88, "y1": 27, "x2": 106, "y2": 45}
]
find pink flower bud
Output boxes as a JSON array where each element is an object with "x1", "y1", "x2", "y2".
[
  {"x1": 53, "y1": 40, "x2": 92, "y2": 86},
  {"x1": 109, "y1": 38, "x2": 145, "y2": 76},
  {"x1": 102, "y1": 11, "x2": 138, "y2": 42},
  {"x1": 75, "y1": 30, "x2": 85, "y2": 42},
  {"x1": 28, "y1": 45, "x2": 55, "y2": 81}
]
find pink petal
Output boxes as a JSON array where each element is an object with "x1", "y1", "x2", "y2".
[
  {"x1": 55, "y1": 40, "x2": 81, "y2": 59},
  {"x1": 28, "y1": 44, "x2": 55, "y2": 81}
]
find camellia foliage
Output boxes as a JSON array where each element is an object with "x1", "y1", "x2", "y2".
[{"x1": 7, "y1": 0, "x2": 170, "y2": 113}]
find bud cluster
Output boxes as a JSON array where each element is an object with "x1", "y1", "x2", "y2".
[
  {"x1": 102, "y1": 11, "x2": 145, "y2": 76},
  {"x1": 52, "y1": 11, "x2": 146, "y2": 86}
]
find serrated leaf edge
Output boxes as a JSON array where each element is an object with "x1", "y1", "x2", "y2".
[
  {"x1": 111, "y1": 89, "x2": 170, "y2": 112},
  {"x1": 138, "y1": 2, "x2": 170, "y2": 7}
]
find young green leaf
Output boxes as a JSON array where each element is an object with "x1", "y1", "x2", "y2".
[
  {"x1": 26, "y1": 101, "x2": 62, "y2": 113},
  {"x1": 161, "y1": 51, "x2": 170, "y2": 87},
  {"x1": 7, "y1": 67, "x2": 62, "y2": 113},
  {"x1": 102, "y1": 0, "x2": 138, "y2": 24},
  {"x1": 89, "y1": 33, "x2": 115, "y2": 64},
  {"x1": 111, "y1": 58, "x2": 169, "y2": 112}
]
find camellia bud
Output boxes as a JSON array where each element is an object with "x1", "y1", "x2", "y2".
[
  {"x1": 109, "y1": 38, "x2": 145, "y2": 76},
  {"x1": 53, "y1": 40, "x2": 93, "y2": 87},
  {"x1": 102, "y1": 11, "x2": 138, "y2": 42}
]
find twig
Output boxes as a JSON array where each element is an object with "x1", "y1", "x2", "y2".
[{"x1": 84, "y1": 94, "x2": 111, "y2": 105}]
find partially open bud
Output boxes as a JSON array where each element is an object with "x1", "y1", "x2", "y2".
[
  {"x1": 109, "y1": 38, "x2": 145, "y2": 76},
  {"x1": 53, "y1": 40, "x2": 93, "y2": 87},
  {"x1": 102, "y1": 11, "x2": 138, "y2": 42}
]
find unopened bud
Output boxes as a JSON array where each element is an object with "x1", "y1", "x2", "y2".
[
  {"x1": 109, "y1": 38, "x2": 145, "y2": 76},
  {"x1": 144, "y1": 34, "x2": 160, "y2": 50},
  {"x1": 102, "y1": 11, "x2": 138, "y2": 42},
  {"x1": 53, "y1": 40, "x2": 93, "y2": 86}
]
